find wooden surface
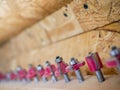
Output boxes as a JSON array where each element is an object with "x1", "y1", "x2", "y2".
[
  {"x1": 0, "y1": 0, "x2": 72, "y2": 44},
  {"x1": 99, "y1": 21, "x2": 120, "y2": 32},
  {"x1": 39, "y1": 5, "x2": 83, "y2": 42},
  {"x1": 0, "y1": 0, "x2": 120, "y2": 44},
  {"x1": 0, "y1": 75, "x2": 120, "y2": 90},
  {"x1": 71, "y1": 0, "x2": 120, "y2": 31}
]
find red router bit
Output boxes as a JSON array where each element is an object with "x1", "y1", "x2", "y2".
[
  {"x1": 0, "y1": 72, "x2": 3, "y2": 81},
  {"x1": 69, "y1": 57, "x2": 85, "y2": 83},
  {"x1": 37, "y1": 64, "x2": 48, "y2": 82},
  {"x1": 0, "y1": 72, "x2": 6, "y2": 82},
  {"x1": 27, "y1": 64, "x2": 39, "y2": 83},
  {"x1": 10, "y1": 71, "x2": 18, "y2": 81},
  {"x1": 55, "y1": 56, "x2": 70, "y2": 83},
  {"x1": 85, "y1": 52, "x2": 105, "y2": 82},
  {"x1": 106, "y1": 46, "x2": 120, "y2": 71},
  {"x1": 16, "y1": 66, "x2": 27, "y2": 82},
  {"x1": 44, "y1": 61, "x2": 57, "y2": 82}
]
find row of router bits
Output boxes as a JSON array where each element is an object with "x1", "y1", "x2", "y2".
[{"x1": 0, "y1": 46, "x2": 120, "y2": 83}]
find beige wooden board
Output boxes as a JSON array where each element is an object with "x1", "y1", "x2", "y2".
[
  {"x1": 99, "y1": 21, "x2": 120, "y2": 33},
  {"x1": 9, "y1": 24, "x2": 51, "y2": 53},
  {"x1": 0, "y1": 0, "x2": 119, "y2": 44},
  {"x1": 39, "y1": 5, "x2": 83, "y2": 42},
  {"x1": 0, "y1": 75, "x2": 120, "y2": 90},
  {"x1": 32, "y1": 0, "x2": 72, "y2": 13},
  {"x1": 0, "y1": 0, "x2": 72, "y2": 44},
  {"x1": 70, "y1": 0, "x2": 120, "y2": 31}
]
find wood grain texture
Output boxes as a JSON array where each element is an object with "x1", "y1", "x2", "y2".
[
  {"x1": 39, "y1": 5, "x2": 83, "y2": 42},
  {"x1": 70, "y1": 0, "x2": 120, "y2": 31},
  {"x1": 0, "y1": 0, "x2": 119, "y2": 44},
  {"x1": 0, "y1": 5, "x2": 82, "y2": 55},
  {"x1": 11, "y1": 25, "x2": 51, "y2": 53},
  {"x1": 99, "y1": 21, "x2": 120, "y2": 32},
  {"x1": 0, "y1": 0, "x2": 72, "y2": 44}
]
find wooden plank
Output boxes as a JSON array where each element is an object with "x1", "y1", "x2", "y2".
[
  {"x1": 39, "y1": 5, "x2": 83, "y2": 42},
  {"x1": 0, "y1": 41, "x2": 18, "y2": 71},
  {"x1": 70, "y1": 0, "x2": 120, "y2": 31},
  {"x1": 33, "y1": 0, "x2": 73, "y2": 13},
  {"x1": 99, "y1": 21, "x2": 120, "y2": 33},
  {"x1": 9, "y1": 25, "x2": 50, "y2": 53},
  {"x1": 0, "y1": 75, "x2": 120, "y2": 90},
  {"x1": 0, "y1": 0, "x2": 73, "y2": 44},
  {"x1": 38, "y1": 0, "x2": 120, "y2": 42}
]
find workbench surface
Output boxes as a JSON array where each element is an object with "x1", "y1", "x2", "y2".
[{"x1": 0, "y1": 75, "x2": 120, "y2": 90}]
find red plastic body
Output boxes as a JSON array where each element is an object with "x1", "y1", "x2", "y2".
[
  {"x1": 106, "y1": 54, "x2": 120, "y2": 68},
  {"x1": 44, "y1": 64, "x2": 56, "y2": 77},
  {"x1": 106, "y1": 59, "x2": 117, "y2": 68},
  {"x1": 27, "y1": 67, "x2": 37, "y2": 79},
  {"x1": 55, "y1": 61, "x2": 68, "y2": 77},
  {"x1": 10, "y1": 72, "x2": 17, "y2": 80},
  {"x1": 72, "y1": 61, "x2": 85, "y2": 70},
  {"x1": 38, "y1": 69, "x2": 45, "y2": 77},
  {"x1": 18, "y1": 69, "x2": 27, "y2": 80},
  {"x1": 0, "y1": 72, "x2": 6, "y2": 81},
  {"x1": 85, "y1": 52, "x2": 103, "y2": 72}
]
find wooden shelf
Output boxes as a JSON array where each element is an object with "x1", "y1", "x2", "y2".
[{"x1": 0, "y1": 75, "x2": 120, "y2": 90}]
